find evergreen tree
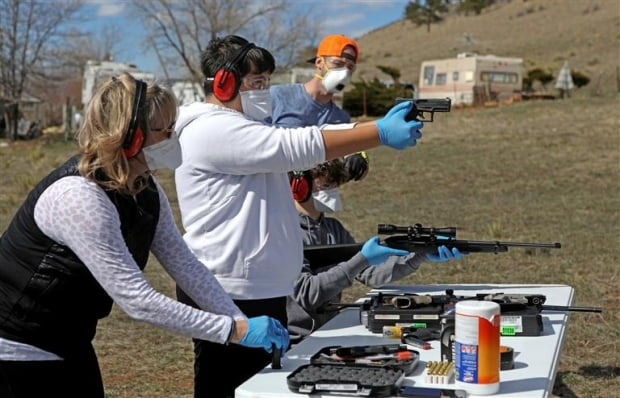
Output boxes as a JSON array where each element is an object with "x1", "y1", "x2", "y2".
[
  {"x1": 405, "y1": 0, "x2": 449, "y2": 33},
  {"x1": 458, "y1": 0, "x2": 495, "y2": 16}
]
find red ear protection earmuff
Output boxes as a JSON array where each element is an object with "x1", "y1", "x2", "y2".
[
  {"x1": 122, "y1": 79, "x2": 147, "y2": 158},
  {"x1": 290, "y1": 170, "x2": 313, "y2": 203},
  {"x1": 213, "y1": 42, "x2": 255, "y2": 102}
]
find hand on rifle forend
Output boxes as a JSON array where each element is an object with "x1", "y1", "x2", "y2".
[{"x1": 425, "y1": 245, "x2": 467, "y2": 263}]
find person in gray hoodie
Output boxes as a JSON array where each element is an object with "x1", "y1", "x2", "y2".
[{"x1": 287, "y1": 162, "x2": 464, "y2": 343}]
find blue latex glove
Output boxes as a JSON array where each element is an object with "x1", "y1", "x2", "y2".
[
  {"x1": 238, "y1": 316, "x2": 290, "y2": 353},
  {"x1": 361, "y1": 236, "x2": 409, "y2": 266},
  {"x1": 376, "y1": 101, "x2": 424, "y2": 150},
  {"x1": 425, "y1": 245, "x2": 465, "y2": 262}
]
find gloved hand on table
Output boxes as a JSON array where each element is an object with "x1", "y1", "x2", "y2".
[
  {"x1": 238, "y1": 315, "x2": 289, "y2": 353},
  {"x1": 376, "y1": 101, "x2": 423, "y2": 150},
  {"x1": 361, "y1": 236, "x2": 409, "y2": 266}
]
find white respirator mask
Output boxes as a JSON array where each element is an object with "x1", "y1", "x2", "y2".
[
  {"x1": 320, "y1": 67, "x2": 352, "y2": 94},
  {"x1": 142, "y1": 135, "x2": 182, "y2": 171},
  {"x1": 240, "y1": 89, "x2": 272, "y2": 122}
]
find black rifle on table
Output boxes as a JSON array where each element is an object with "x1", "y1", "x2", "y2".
[
  {"x1": 303, "y1": 223, "x2": 562, "y2": 269},
  {"x1": 369, "y1": 290, "x2": 601, "y2": 340},
  {"x1": 326, "y1": 289, "x2": 601, "y2": 339},
  {"x1": 326, "y1": 289, "x2": 602, "y2": 315},
  {"x1": 395, "y1": 97, "x2": 451, "y2": 122},
  {"x1": 367, "y1": 289, "x2": 602, "y2": 314}
]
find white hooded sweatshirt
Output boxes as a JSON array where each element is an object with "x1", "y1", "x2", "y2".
[{"x1": 174, "y1": 102, "x2": 327, "y2": 300}]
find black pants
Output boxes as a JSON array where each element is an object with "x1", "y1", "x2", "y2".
[
  {"x1": 0, "y1": 343, "x2": 104, "y2": 398},
  {"x1": 177, "y1": 287, "x2": 288, "y2": 398}
]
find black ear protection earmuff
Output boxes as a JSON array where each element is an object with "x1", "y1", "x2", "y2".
[
  {"x1": 213, "y1": 42, "x2": 256, "y2": 102},
  {"x1": 122, "y1": 79, "x2": 147, "y2": 158},
  {"x1": 290, "y1": 170, "x2": 313, "y2": 203}
]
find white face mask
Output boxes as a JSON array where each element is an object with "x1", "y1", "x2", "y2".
[
  {"x1": 312, "y1": 188, "x2": 343, "y2": 213},
  {"x1": 240, "y1": 89, "x2": 272, "y2": 122},
  {"x1": 322, "y1": 68, "x2": 352, "y2": 93},
  {"x1": 142, "y1": 135, "x2": 182, "y2": 171}
]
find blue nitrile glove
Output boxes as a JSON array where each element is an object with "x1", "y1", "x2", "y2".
[
  {"x1": 425, "y1": 245, "x2": 465, "y2": 262},
  {"x1": 238, "y1": 316, "x2": 290, "y2": 353},
  {"x1": 361, "y1": 236, "x2": 410, "y2": 266},
  {"x1": 376, "y1": 101, "x2": 424, "y2": 150}
]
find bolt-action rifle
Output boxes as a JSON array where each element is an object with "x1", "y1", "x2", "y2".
[{"x1": 303, "y1": 223, "x2": 562, "y2": 269}]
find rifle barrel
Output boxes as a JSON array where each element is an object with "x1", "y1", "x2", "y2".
[
  {"x1": 500, "y1": 241, "x2": 562, "y2": 249},
  {"x1": 541, "y1": 305, "x2": 602, "y2": 313}
]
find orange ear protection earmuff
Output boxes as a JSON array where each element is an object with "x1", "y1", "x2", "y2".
[
  {"x1": 122, "y1": 79, "x2": 147, "y2": 158},
  {"x1": 290, "y1": 170, "x2": 313, "y2": 203},
  {"x1": 212, "y1": 42, "x2": 255, "y2": 102}
]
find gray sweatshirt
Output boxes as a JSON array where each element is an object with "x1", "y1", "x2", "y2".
[{"x1": 287, "y1": 213, "x2": 426, "y2": 342}]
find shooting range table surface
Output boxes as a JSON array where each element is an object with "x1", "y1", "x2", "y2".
[{"x1": 235, "y1": 284, "x2": 574, "y2": 398}]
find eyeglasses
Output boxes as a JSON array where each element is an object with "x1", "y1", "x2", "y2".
[
  {"x1": 324, "y1": 57, "x2": 356, "y2": 71},
  {"x1": 151, "y1": 121, "x2": 176, "y2": 138},
  {"x1": 243, "y1": 75, "x2": 271, "y2": 90}
]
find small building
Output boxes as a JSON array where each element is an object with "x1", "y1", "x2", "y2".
[
  {"x1": 82, "y1": 60, "x2": 155, "y2": 108},
  {"x1": 171, "y1": 81, "x2": 204, "y2": 105},
  {"x1": 418, "y1": 53, "x2": 524, "y2": 105}
]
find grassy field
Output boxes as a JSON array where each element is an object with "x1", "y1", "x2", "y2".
[{"x1": 0, "y1": 94, "x2": 618, "y2": 397}]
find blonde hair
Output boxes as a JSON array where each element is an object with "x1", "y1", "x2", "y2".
[{"x1": 77, "y1": 72, "x2": 177, "y2": 192}]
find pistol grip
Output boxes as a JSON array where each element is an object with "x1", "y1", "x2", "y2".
[
  {"x1": 271, "y1": 344, "x2": 282, "y2": 369},
  {"x1": 404, "y1": 107, "x2": 420, "y2": 122}
]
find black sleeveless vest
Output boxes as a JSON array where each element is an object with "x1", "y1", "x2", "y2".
[{"x1": 0, "y1": 155, "x2": 159, "y2": 358}]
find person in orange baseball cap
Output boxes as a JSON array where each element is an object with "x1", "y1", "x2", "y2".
[
  {"x1": 270, "y1": 34, "x2": 368, "y2": 213},
  {"x1": 310, "y1": 34, "x2": 359, "y2": 93}
]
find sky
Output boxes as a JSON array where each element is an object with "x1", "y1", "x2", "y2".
[{"x1": 82, "y1": 0, "x2": 411, "y2": 74}]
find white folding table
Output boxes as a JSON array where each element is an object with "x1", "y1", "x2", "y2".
[{"x1": 236, "y1": 284, "x2": 574, "y2": 398}]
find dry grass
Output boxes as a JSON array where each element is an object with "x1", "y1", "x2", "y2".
[
  {"x1": 1, "y1": 94, "x2": 618, "y2": 397},
  {"x1": 1, "y1": 2, "x2": 617, "y2": 396}
]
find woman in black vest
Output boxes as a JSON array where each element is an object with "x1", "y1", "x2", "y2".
[{"x1": 0, "y1": 73, "x2": 288, "y2": 398}]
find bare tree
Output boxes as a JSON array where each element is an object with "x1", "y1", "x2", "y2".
[
  {"x1": 62, "y1": 24, "x2": 126, "y2": 73},
  {"x1": 130, "y1": 0, "x2": 321, "y2": 86},
  {"x1": 0, "y1": 0, "x2": 84, "y2": 139}
]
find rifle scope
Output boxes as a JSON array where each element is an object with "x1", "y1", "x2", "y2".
[{"x1": 378, "y1": 223, "x2": 456, "y2": 238}]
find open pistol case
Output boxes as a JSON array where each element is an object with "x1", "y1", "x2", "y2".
[{"x1": 287, "y1": 344, "x2": 420, "y2": 397}]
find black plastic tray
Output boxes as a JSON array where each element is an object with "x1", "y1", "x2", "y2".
[
  {"x1": 311, "y1": 344, "x2": 420, "y2": 375},
  {"x1": 287, "y1": 363, "x2": 405, "y2": 397},
  {"x1": 287, "y1": 344, "x2": 419, "y2": 397}
]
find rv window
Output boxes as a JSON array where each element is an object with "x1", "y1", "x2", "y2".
[
  {"x1": 452, "y1": 71, "x2": 459, "y2": 82},
  {"x1": 435, "y1": 73, "x2": 447, "y2": 85},
  {"x1": 423, "y1": 66, "x2": 435, "y2": 85},
  {"x1": 480, "y1": 71, "x2": 519, "y2": 84}
]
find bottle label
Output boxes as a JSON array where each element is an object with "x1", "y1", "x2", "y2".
[{"x1": 455, "y1": 312, "x2": 500, "y2": 385}]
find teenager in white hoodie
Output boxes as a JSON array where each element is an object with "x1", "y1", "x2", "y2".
[{"x1": 174, "y1": 35, "x2": 424, "y2": 397}]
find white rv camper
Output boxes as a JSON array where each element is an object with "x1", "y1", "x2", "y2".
[
  {"x1": 82, "y1": 60, "x2": 155, "y2": 108},
  {"x1": 418, "y1": 53, "x2": 524, "y2": 105}
]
